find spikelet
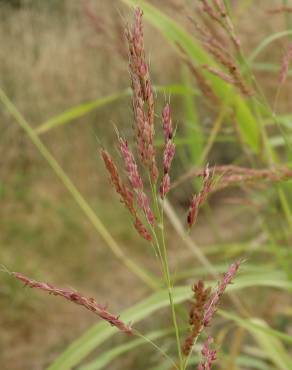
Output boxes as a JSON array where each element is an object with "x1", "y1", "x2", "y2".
[
  {"x1": 203, "y1": 260, "x2": 241, "y2": 326},
  {"x1": 187, "y1": 165, "x2": 214, "y2": 228},
  {"x1": 119, "y1": 137, "x2": 155, "y2": 226},
  {"x1": 182, "y1": 280, "x2": 211, "y2": 356},
  {"x1": 101, "y1": 149, "x2": 152, "y2": 241},
  {"x1": 160, "y1": 104, "x2": 176, "y2": 199},
  {"x1": 197, "y1": 336, "x2": 217, "y2": 370},
  {"x1": 279, "y1": 44, "x2": 292, "y2": 84}
]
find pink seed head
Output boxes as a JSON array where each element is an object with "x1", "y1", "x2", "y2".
[
  {"x1": 160, "y1": 173, "x2": 170, "y2": 199},
  {"x1": 163, "y1": 141, "x2": 175, "y2": 174},
  {"x1": 162, "y1": 103, "x2": 173, "y2": 141},
  {"x1": 119, "y1": 138, "x2": 143, "y2": 191}
]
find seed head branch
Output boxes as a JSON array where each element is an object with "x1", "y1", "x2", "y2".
[{"x1": 13, "y1": 272, "x2": 132, "y2": 335}]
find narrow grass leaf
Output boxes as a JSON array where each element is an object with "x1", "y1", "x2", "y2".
[
  {"x1": 248, "y1": 30, "x2": 292, "y2": 63},
  {"x1": 36, "y1": 85, "x2": 198, "y2": 135},
  {"x1": 79, "y1": 328, "x2": 173, "y2": 370},
  {"x1": 248, "y1": 318, "x2": 292, "y2": 370}
]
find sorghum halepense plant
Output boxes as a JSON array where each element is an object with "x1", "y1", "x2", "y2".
[{"x1": 12, "y1": 7, "x2": 242, "y2": 370}]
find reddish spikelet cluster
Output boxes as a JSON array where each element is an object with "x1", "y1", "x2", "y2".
[
  {"x1": 182, "y1": 261, "x2": 240, "y2": 363},
  {"x1": 279, "y1": 44, "x2": 292, "y2": 84},
  {"x1": 197, "y1": 336, "x2": 217, "y2": 370},
  {"x1": 188, "y1": 61, "x2": 218, "y2": 105},
  {"x1": 200, "y1": 0, "x2": 240, "y2": 50},
  {"x1": 126, "y1": 8, "x2": 158, "y2": 183},
  {"x1": 187, "y1": 166, "x2": 214, "y2": 228},
  {"x1": 119, "y1": 138, "x2": 155, "y2": 226},
  {"x1": 202, "y1": 65, "x2": 235, "y2": 84},
  {"x1": 182, "y1": 280, "x2": 211, "y2": 356},
  {"x1": 101, "y1": 149, "x2": 152, "y2": 241},
  {"x1": 13, "y1": 272, "x2": 132, "y2": 335},
  {"x1": 119, "y1": 138, "x2": 143, "y2": 191},
  {"x1": 160, "y1": 104, "x2": 175, "y2": 199},
  {"x1": 191, "y1": 1, "x2": 251, "y2": 96},
  {"x1": 101, "y1": 149, "x2": 134, "y2": 212},
  {"x1": 173, "y1": 164, "x2": 292, "y2": 192},
  {"x1": 203, "y1": 260, "x2": 241, "y2": 326},
  {"x1": 82, "y1": 0, "x2": 107, "y2": 35}
]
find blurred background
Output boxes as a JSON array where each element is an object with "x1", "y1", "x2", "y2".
[{"x1": 1, "y1": 1, "x2": 292, "y2": 369}]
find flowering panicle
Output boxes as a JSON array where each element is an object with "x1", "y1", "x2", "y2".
[
  {"x1": 126, "y1": 8, "x2": 158, "y2": 183},
  {"x1": 101, "y1": 149, "x2": 152, "y2": 241},
  {"x1": 160, "y1": 104, "x2": 176, "y2": 199},
  {"x1": 203, "y1": 260, "x2": 241, "y2": 327},
  {"x1": 200, "y1": 0, "x2": 240, "y2": 50},
  {"x1": 178, "y1": 44, "x2": 218, "y2": 104},
  {"x1": 191, "y1": 1, "x2": 251, "y2": 96},
  {"x1": 119, "y1": 137, "x2": 155, "y2": 226},
  {"x1": 279, "y1": 44, "x2": 292, "y2": 84},
  {"x1": 182, "y1": 280, "x2": 211, "y2": 356},
  {"x1": 13, "y1": 272, "x2": 132, "y2": 335},
  {"x1": 197, "y1": 336, "x2": 217, "y2": 370},
  {"x1": 202, "y1": 65, "x2": 235, "y2": 84},
  {"x1": 182, "y1": 261, "x2": 240, "y2": 365},
  {"x1": 187, "y1": 165, "x2": 214, "y2": 228}
]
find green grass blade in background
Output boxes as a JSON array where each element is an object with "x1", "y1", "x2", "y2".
[
  {"x1": 219, "y1": 310, "x2": 292, "y2": 345},
  {"x1": 47, "y1": 271, "x2": 292, "y2": 370},
  {"x1": 79, "y1": 328, "x2": 173, "y2": 370},
  {"x1": 249, "y1": 319, "x2": 292, "y2": 370},
  {"x1": 122, "y1": 0, "x2": 260, "y2": 152},
  {"x1": 248, "y1": 30, "x2": 292, "y2": 64},
  {"x1": 234, "y1": 94, "x2": 261, "y2": 150},
  {"x1": 219, "y1": 312, "x2": 292, "y2": 369},
  {"x1": 35, "y1": 90, "x2": 131, "y2": 134},
  {"x1": 35, "y1": 84, "x2": 198, "y2": 135},
  {"x1": 46, "y1": 287, "x2": 190, "y2": 370},
  {"x1": 180, "y1": 67, "x2": 203, "y2": 164}
]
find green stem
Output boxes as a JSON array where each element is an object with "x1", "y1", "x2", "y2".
[
  {"x1": 160, "y1": 205, "x2": 183, "y2": 369},
  {"x1": 149, "y1": 177, "x2": 183, "y2": 369}
]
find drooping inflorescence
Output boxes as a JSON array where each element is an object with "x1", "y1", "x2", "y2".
[{"x1": 13, "y1": 272, "x2": 132, "y2": 335}]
